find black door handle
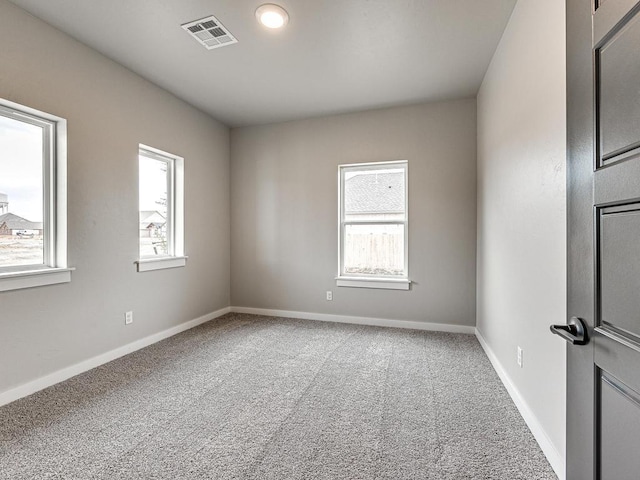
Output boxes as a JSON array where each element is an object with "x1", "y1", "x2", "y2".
[{"x1": 550, "y1": 317, "x2": 589, "y2": 345}]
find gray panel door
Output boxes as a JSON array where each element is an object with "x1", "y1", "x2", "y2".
[{"x1": 566, "y1": 0, "x2": 640, "y2": 479}]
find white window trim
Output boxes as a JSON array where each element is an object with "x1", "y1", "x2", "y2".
[
  {"x1": 136, "y1": 144, "x2": 185, "y2": 273},
  {"x1": 337, "y1": 160, "x2": 410, "y2": 290},
  {"x1": 335, "y1": 276, "x2": 410, "y2": 290},
  {"x1": 0, "y1": 268, "x2": 74, "y2": 292},
  {"x1": 136, "y1": 256, "x2": 188, "y2": 272},
  {"x1": 0, "y1": 99, "x2": 69, "y2": 293}
]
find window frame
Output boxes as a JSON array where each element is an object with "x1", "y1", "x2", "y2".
[
  {"x1": 336, "y1": 160, "x2": 410, "y2": 290},
  {"x1": 136, "y1": 144, "x2": 186, "y2": 272},
  {"x1": 0, "y1": 99, "x2": 71, "y2": 292}
]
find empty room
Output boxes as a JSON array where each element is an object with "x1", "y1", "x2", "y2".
[{"x1": 1, "y1": 0, "x2": 638, "y2": 479}]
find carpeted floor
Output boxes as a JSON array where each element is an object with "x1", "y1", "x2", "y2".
[{"x1": 0, "y1": 313, "x2": 557, "y2": 479}]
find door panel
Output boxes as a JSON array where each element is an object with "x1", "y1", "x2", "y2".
[
  {"x1": 594, "y1": 0, "x2": 640, "y2": 44},
  {"x1": 599, "y1": 374, "x2": 640, "y2": 480},
  {"x1": 597, "y1": 11, "x2": 640, "y2": 165},
  {"x1": 599, "y1": 204, "x2": 640, "y2": 339}
]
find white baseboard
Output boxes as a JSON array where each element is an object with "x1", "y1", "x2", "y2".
[
  {"x1": 231, "y1": 306, "x2": 476, "y2": 334},
  {"x1": 475, "y1": 329, "x2": 565, "y2": 480},
  {"x1": 0, "y1": 306, "x2": 231, "y2": 408}
]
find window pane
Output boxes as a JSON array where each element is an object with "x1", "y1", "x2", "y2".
[
  {"x1": 139, "y1": 155, "x2": 169, "y2": 257},
  {"x1": 344, "y1": 224, "x2": 404, "y2": 276},
  {"x1": 0, "y1": 114, "x2": 44, "y2": 267},
  {"x1": 344, "y1": 166, "x2": 405, "y2": 222}
]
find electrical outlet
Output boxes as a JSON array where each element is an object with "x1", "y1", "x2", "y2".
[
  {"x1": 517, "y1": 346, "x2": 523, "y2": 368},
  {"x1": 326, "y1": 291, "x2": 333, "y2": 301},
  {"x1": 125, "y1": 311, "x2": 133, "y2": 325}
]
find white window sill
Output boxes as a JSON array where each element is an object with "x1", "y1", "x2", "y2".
[
  {"x1": 0, "y1": 267, "x2": 74, "y2": 293},
  {"x1": 335, "y1": 276, "x2": 411, "y2": 290},
  {"x1": 136, "y1": 256, "x2": 187, "y2": 272}
]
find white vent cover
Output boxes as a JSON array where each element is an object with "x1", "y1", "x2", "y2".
[{"x1": 182, "y1": 15, "x2": 237, "y2": 50}]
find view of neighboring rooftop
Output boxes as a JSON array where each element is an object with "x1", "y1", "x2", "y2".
[
  {"x1": 0, "y1": 212, "x2": 43, "y2": 230},
  {"x1": 0, "y1": 194, "x2": 39, "y2": 226},
  {"x1": 345, "y1": 171, "x2": 405, "y2": 215}
]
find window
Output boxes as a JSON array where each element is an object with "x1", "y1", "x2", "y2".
[
  {"x1": 337, "y1": 161, "x2": 409, "y2": 290},
  {"x1": 0, "y1": 99, "x2": 70, "y2": 292},
  {"x1": 136, "y1": 145, "x2": 185, "y2": 272}
]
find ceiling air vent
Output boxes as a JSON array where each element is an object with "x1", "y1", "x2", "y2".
[{"x1": 182, "y1": 15, "x2": 238, "y2": 50}]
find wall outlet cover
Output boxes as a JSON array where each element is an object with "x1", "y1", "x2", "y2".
[{"x1": 517, "y1": 346, "x2": 523, "y2": 368}]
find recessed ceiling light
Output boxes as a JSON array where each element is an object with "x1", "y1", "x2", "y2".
[{"x1": 255, "y1": 4, "x2": 289, "y2": 29}]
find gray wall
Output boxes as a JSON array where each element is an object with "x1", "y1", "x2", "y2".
[
  {"x1": 0, "y1": 1, "x2": 230, "y2": 394},
  {"x1": 230, "y1": 100, "x2": 477, "y2": 325},
  {"x1": 477, "y1": 0, "x2": 566, "y2": 468}
]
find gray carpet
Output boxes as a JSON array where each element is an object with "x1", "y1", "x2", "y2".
[{"x1": 0, "y1": 313, "x2": 557, "y2": 479}]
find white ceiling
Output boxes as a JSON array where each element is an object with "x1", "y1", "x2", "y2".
[{"x1": 9, "y1": 0, "x2": 517, "y2": 127}]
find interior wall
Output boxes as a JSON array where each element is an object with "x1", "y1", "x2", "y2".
[
  {"x1": 0, "y1": 0, "x2": 230, "y2": 395},
  {"x1": 230, "y1": 99, "x2": 477, "y2": 326},
  {"x1": 476, "y1": 0, "x2": 566, "y2": 470}
]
